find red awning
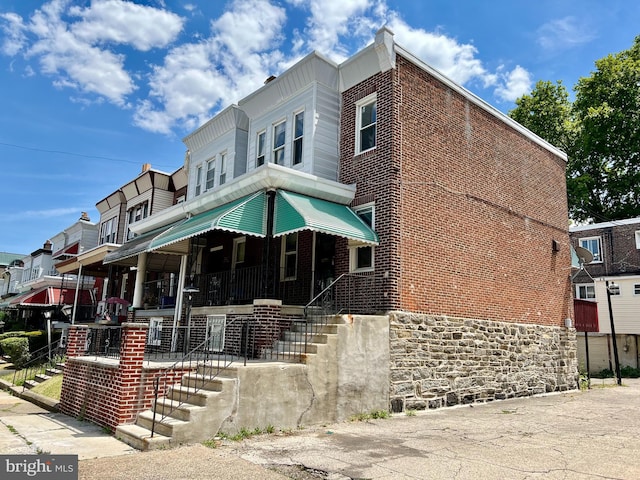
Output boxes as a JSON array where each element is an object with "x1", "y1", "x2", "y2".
[
  {"x1": 9, "y1": 286, "x2": 93, "y2": 307},
  {"x1": 52, "y1": 242, "x2": 79, "y2": 259}
]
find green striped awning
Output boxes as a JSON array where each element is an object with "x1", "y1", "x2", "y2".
[
  {"x1": 273, "y1": 190, "x2": 379, "y2": 244},
  {"x1": 148, "y1": 191, "x2": 267, "y2": 251}
]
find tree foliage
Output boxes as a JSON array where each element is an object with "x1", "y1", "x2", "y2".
[{"x1": 509, "y1": 36, "x2": 640, "y2": 223}]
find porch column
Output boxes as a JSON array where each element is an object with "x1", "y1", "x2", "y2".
[
  {"x1": 132, "y1": 252, "x2": 148, "y2": 309},
  {"x1": 171, "y1": 254, "x2": 188, "y2": 352},
  {"x1": 71, "y1": 264, "x2": 83, "y2": 324},
  {"x1": 262, "y1": 189, "x2": 276, "y2": 298}
]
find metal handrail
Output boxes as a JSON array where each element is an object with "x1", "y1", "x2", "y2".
[
  {"x1": 13, "y1": 338, "x2": 66, "y2": 390},
  {"x1": 150, "y1": 316, "x2": 255, "y2": 438}
]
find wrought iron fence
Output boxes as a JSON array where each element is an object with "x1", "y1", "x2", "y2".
[
  {"x1": 150, "y1": 316, "x2": 255, "y2": 438},
  {"x1": 14, "y1": 338, "x2": 67, "y2": 391},
  {"x1": 84, "y1": 326, "x2": 123, "y2": 358}
]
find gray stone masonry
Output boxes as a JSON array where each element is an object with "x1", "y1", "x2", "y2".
[{"x1": 389, "y1": 312, "x2": 579, "y2": 411}]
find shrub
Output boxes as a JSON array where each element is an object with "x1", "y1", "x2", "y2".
[{"x1": 0, "y1": 337, "x2": 30, "y2": 369}]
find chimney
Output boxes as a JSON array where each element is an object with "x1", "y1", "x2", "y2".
[
  {"x1": 43, "y1": 240, "x2": 52, "y2": 251},
  {"x1": 79, "y1": 211, "x2": 90, "y2": 222},
  {"x1": 142, "y1": 163, "x2": 152, "y2": 173}
]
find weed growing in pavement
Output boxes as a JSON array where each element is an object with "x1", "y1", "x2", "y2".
[
  {"x1": 202, "y1": 438, "x2": 218, "y2": 449},
  {"x1": 405, "y1": 409, "x2": 417, "y2": 416},
  {"x1": 6, "y1": 424, "x2": 18, "y2": 434},
  {"x1": 349, "y1": 410, "x2": 391, "y2": 422}
]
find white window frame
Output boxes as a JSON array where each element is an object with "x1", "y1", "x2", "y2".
[
  {"x1": 219, "y1": 152, "x2": 227, "y2": 185},
  {"x1": 232, "y1": 236, "x2": 246, "y2": 271},
  {"x1": 355, "y1": 93, "x2": 377, "y2": 154},
  {"x1": 634, "y1": 284, "x2": 640, "y2": 296},
  {"x1": 256, "y1": 130, "x2": 266, "y2": 167},
  {"x1": 579, "y1": 236, "x2": 602, "y2": 263},
  {"x1": 195, "y1": 165, "x2": 202, "y2": 196},
  {"x1": 575, "y1": 284, "x2": 595, "y2": 300},
  {"x1": 206, "y1": 315, "x2": 226, "y2": 352},
  {"x1": 280, "y1": 233, "x2": 298, "y2": 281},
  {"x1": 205, "y1": 158, "x2": 215, "y2": 190},
  {"x1": 635, "y1": 231, "x2": 640, "y2": 249},
  {"x1": 349, "y1": 203, "x2": 375, "y2": 272},
  {"x1": 292, "y1": 110, "x2": 304, "y2": 165},
  {"x1": 100, "y1": 216, "x2": 117, "y2": 244},
  {"x1": 148, "y1": 317, "x2": 163, "y2": 346},
  {"x1": 273, "y1": 120, "x2": 286, "y2": 165}
]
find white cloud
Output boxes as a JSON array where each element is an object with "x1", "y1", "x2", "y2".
[
  {"x1": 494, "y1": 65, "x2": 532, "y2": 102},
  {"x1": 1, "y1": 0, "x2": 184, "y2": 106},
  {"x1": 134, "y1": 0, "x2": 287, "y2": 134},
  {"x1": 69, "y1": 0, "x2": 184, "y2": 51},
  {"x1": 0, "y1": 207, "x2": 83, "y2": 221},
  {"x1": 389, "y1": 15, "x2": 494, "y2": 87},
  {"x1": 537, "y1": 16, "x2": 595, "y2": 52}
]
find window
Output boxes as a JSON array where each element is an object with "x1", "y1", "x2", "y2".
[
  {"x1": 273, "y1": 121, "x2": 286, "y2": 165},
  {"x1": 579, "y1": 237, "x2": 602, "y2": 263},
  {"x1": 219, "y1": 153, "x2": 227, "y2": 185},
  {"x1": 575, "y1": 284, "x2": 595, "y2": 300},
  {"x1": 635, "y1": 231, "x2": 640, "y2": 249},
  {"x1": 232, "y1": 237, "x2": 246, "y2": 270},
  {"x1": 280, "y1": 233, "x2": 298, "y2": 281},
  {"x1": 356, "y1": 94, "x2": 376, "y2": 153},
  {"x1": 206, "y1": 315, "x2": 226, "y2": 352},
  {"x1": 195, "y1": 165, "x2": 202, "y2": 196},
  {"x1": 100, "y1": 217, "x2": 117, "y2": 244},
  {"x1": 634, "y1": 284, "x2": 640, "y2": 295},
  {"x1": 293, "y1": 111, "x2": 304, "y2": 165},
  {"x1": 127, "y1": 201, "x2": 149, "y2": 240},
  {"x1": 205, "y1": 159, "x2": 215, "y2": 190},
  {"x1": 349, "y1": 204, "x2": 375, "y2": 272},
  {"x1": 148, "y1": 317, "x2": 163, "y2": 346},
  {"x1": 256, "y1": 131, "x2": 266, "y2": 166}
]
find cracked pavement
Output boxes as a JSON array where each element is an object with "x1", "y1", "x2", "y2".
[{"x1": 231, "y1": 378, "x2": 640, "y2": 479}]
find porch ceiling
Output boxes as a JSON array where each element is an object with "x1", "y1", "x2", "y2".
[
  {"x1": 148, "y1": 191, "x2": 267, "y2": 251},
  {"x1": 273, "y1": 190, "x2": 379, "y2": 245}
]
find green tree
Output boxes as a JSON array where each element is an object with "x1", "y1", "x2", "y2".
[
  {"x1": 509, "y1": 80, "x2": 574, "y2": 153},
  {"x1": 509, "y1": 37, "x2": 640, "y2": 223},
  {"x1": 571, "y1": 36, "x2": 640, "y2": 222}
]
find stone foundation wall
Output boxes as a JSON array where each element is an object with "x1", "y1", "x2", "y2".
[{"x1": 389, "y1": 312, "x2": 579, "y2": 411}]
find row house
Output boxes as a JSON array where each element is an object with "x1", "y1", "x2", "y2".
[
  {"x1": 570, "y1": 218, "x2": 640, "y2": 373},
  {"x1": 53, "y1": 28, "x2": 578, "y2": 442}
]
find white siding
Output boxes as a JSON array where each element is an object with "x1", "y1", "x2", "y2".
[
  {"x1": 152, "y1": 190, "x2": 174, "y2": 214},
  {"x1": 312, "y1": 83, "x2": 340, "y2": 181},
  {"x1": 593, "y1": 277, "x2": 640, "y2": 334}
]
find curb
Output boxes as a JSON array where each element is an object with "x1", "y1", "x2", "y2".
[{"x1": 0, "y1": 375, "x2": 60, "y2": 413}]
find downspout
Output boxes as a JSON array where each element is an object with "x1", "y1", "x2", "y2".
[{"x1": 311, "y1": 231, "x2": 317, "y2": 302}]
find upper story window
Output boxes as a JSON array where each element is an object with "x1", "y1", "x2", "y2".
[
  {"x1": 127, "y1": 201, "x2": 149, "y2": 240},
  {"x1": 205, "y1": 159, "x2": 215, "y2": 190},
  {"x1": 293, "y1": 111, "x2": 304, "y2": 165},
  {"x1": 635, "y1": 231, "x2": 640, "y2": 249},
  {"x1": 273, "y1": 121, "x2": 286, "y2": 165},
  {"x1": 280, "y1": 233, "x2": 298, "y2": 281},
  {"x1": 356, "y1": 93, "x2": 376, "y2": 154},
  {"x1": 256, "y1": 131, "x2": 266, "y2": 167},
  {"x1": 579, "y1": 236, "x2": 602, "y2": 263},
  {"x1": 219, "y1": 153, "x2": 227, "y2": 185},
  {"x1": 349, "y1": 204, "x2": 375, "y2": 272},
  {"x1": 575, "y1": 284, "x2": 595, "y2": 300},
  {"x1": 634, "y1": 284, "x2": 640, "y2": 295},
  {"x1": 99, "y1": 216, "x2": 117, "y2": 244},
  {"x1": 195, "y1": 165, "x2": 202, "y2": 196}
]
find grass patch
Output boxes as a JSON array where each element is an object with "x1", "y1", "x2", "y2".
[
  {"x1": 30, "y1": 375, "x2": 63, "y2": 401},
  {"x1": 349, "y1": 410, "x2": 390, "y2": 422},
  {"x1": 405, "y1": 409, "x2": 417, "y2": 417}
]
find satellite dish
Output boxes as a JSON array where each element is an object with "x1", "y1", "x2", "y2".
[{"x1": 575, "y1": 246, "x2": 594, "y2": 265}]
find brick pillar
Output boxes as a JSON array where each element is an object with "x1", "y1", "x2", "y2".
[
  {"x1": 253, "y1": 299, "x2": 285, "y2": 355},
  {"x1": 65, "y1": 325, "x2": 89, "y2": 358},
  {"x1": 115, "y1": 322, "x2": 148, "y2": 425}
]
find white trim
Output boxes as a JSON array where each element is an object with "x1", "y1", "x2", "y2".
[
  {"x1": 355, "y1": 92, "x2": 377, "y2": 155},
  {"x1": 570, "y1": 217, "x2": 640, "y2": 232}
]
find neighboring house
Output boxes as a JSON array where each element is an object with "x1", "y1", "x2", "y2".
[
  {"x1": 570, "y1": 218, "x2": 640, "y2": 373},
  {"x1": 60, "y1": 28, "x2": 576, "y2": 444},
  {"x1": 0, "y1": 252, "x2": 25, "y2": 298},
  {"x1": 55, "y1": 163, "x2": 187, "y2": 323}
]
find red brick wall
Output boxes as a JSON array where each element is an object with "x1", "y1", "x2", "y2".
[{"x1": 339, "y1": 54, "x2": 572, "y2": 326}]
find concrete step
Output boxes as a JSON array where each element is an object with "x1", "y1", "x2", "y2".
[
  {"x1": 45, "y1": 367, "x2": 62, "y2": 376},
  {"x1": 153, "y1": 397, "x2": 204, "y2": 421},
  {"x1": 165, "y1": 384, "x2": 219, "y2": 406},
  {"x1": 136, "y1": 409, "x2": 188, "y2": 438},
  {"x1": 115, "y1": 423, "x2": 172, "y2": 451},
  {"x1": 292, "y1": 322, "x2": 338, "y2": 335},
  {"x1": 261, "y1": 349, "x2": 315, "y2": 364},
  {"x1": 283, "y1": 331, "x2": 330, "y2": 344},
  {"x1": 273, "y1": 341, "x2": 318, "y2": 354},
  {"x1": 181, "y1": 373, "x2": 235, "y2": 392},
  {"x1": 34, "y1": 374, "x2": 51, "y2": 383},
  {"x1": 23, "y1": 380, "x2": 38, "y2": 389}
]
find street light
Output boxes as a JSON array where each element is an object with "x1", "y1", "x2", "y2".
[
  {"x1": 605, "y1": 280, "x2": 622, "y2": 386},
  {"x1": 183, "y1": 285, "x2": 199, "y2": 353}
]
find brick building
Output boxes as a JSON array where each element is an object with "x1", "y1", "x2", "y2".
[
  {"x1": 61, "y1": 28, "x2": 577, "y2": 439},
  {"x1": 570, "y1": 218, "x2": 640, "y2": 373}
]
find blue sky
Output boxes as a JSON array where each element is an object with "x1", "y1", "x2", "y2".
[{"x1": 0, "y1": 0, "x2": 638, "y2": 255}]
